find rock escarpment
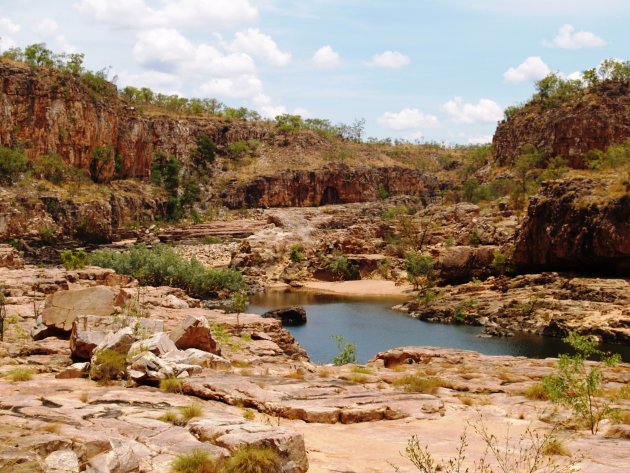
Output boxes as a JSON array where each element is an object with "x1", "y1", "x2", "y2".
[
  {"x1": 513, "y1": 178, "x2": 630, "y2": 273},
  {"x1": 0, "y1": 61, "x2": 271, "y2": 181},
  {"x1": 493, "y1": 80, "x2": 630, "y2": 167},
  {"x1": 220, "y1": 165, "x2": 438, "y2": 208}
]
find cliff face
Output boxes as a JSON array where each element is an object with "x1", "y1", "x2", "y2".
[
  {"x1": 493, "y1": 81, "x2": 630, "y2": 168},
  {"x1": 513, "y1": 178, "x2": 630, "y2": 273},
  {"x1": 0, "y1": 61, "x2": 271, "y2": 180},
  {"x1": 220, "y1": 165, "x2": 438, "y2": 209}
]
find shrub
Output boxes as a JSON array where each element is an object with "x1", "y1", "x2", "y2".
[
  {"x1": 330, "y1": 256, "x2": 359, "y2": 281},
  {"x1": 543, "y1": 331, "x2": 621, "y2": 434},
  {"x1": 381, "y1": 205, "x2": 409, "y2": 220},
  {"x1": 171, "y1": 450, "x2": 219, "y2": 473},
  {"x1": 89, "y1": 349, "x2": 127, "y2": 383},
  {"x1": 243, "y1": 408, "x2": 256, "y2": 421},
  {"x1": 180, "y1": 404, "x2": 204, "y2": 422},
  {"x1": 6, "y1": 368, "x2": 33, "y2": 382},
  {"x1": 543, "y1": 439, "x2": 571, "y2": 457},
  {"x1": 376, "y1": 184, "x2": 390, "y2": 200},
  {"x1": 405, "y1": 253, "x2": 435, "y2": 291},
  {"x1": 0, "y1": 146, "x2": 28, "y2": 183},
  {"x1": 289, "y1": 244, "x2": 304, "y2": 262},
  {"x1": 331, "y1": 335, "x2": 357, "y2": 366},
  {"x1": 193, "y1": 134, "x2": 217, "y2": 167},
  {"x1": 89, "y1": 145, "x2": 113, "y2": 183},
  {"x1": 159, "y1": 377, "x2": 183, "y2": 393},
  {"x1": 89, "y1": 245, "x2": 246, "y2": 298},
  {"x1": 469, "y1": 228, "x2": 481, "y2": 246},
  {"x1": 39, "y1": 226, "x2": 56, "y2": 245},
  {"x1": 223, "y1": 446, "x2": 281, "y2": 473},
  {"x1": 523, "y1": 383, "x2": 549, "y2": 400},
  {"x1": 158, "y1": 411, "x2": 179, "y2": 424},
  {"x1": 60, "y1": 249, "x2": 88, "y2": 270},
  {"x1": 490, "y1": 249, "x2": 511, "y2": 275},
  {"x1": 393, "y1": 375, "x2": 445, "y2": 394},
  {"x1": 31, "y1": 153, "x2": 69, "y2": 185}
]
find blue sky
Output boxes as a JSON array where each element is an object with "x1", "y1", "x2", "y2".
[{"x1": 1, "y1": 0, "x2": 628, "y2": 143}]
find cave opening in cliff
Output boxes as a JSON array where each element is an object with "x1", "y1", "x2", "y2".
[{"x1": 320, "y1": 186, "x2": 340, "y2": 205}]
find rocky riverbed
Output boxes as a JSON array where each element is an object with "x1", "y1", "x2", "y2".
[{"x1": 0, "y1": 262, "x2": 628, "y2": 472}]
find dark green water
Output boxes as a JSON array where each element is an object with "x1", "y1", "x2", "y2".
[{"x1": 249, "y1": 290, "x2": 630, "y2": 364}]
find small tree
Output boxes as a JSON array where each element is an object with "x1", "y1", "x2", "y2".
[
  {"x1": 229, "y1": 291, "x2": 248, "y2": 327},
  {"x1": 331, "y1": 335, "x2": 357, "y2": 365},
  {"x1": 543, "y1": 331, "x2": 621, "y2": 434},
  {"x1": 406, "y1": 253, "x2": 435, "y2": 292},
  {"x1": 89, "y1": 145, "x2": 113, "y2": 183}
]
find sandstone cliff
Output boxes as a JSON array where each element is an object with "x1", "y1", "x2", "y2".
[
  {"x1": 513, "y1": 178, "x2": 630, "y2": 273},
  {"x1": 493, "y1": 81, "x2": 630, "y2": 168},
  {"x1": 0, "y1": 60, "x2": 271, "y2": 180},
  {"x1": 220, "y1": 165, "x2": 438, "y2": 208}
]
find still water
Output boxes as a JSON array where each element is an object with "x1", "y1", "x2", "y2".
[{"x1": 249, "y1": 290, "x2": 630, "y2": 364}]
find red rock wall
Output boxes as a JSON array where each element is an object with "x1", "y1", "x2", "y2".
[
  {"x1": 493, "y1": 81, "x2": 630, "y2": 168},
  {"x1": 220, "y1": 165, "x2": 438, "y2": 208}
]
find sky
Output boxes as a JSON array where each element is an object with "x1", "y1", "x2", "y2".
[{"x1": 0, "y1": 0, "x2": 628, "y2": 144}]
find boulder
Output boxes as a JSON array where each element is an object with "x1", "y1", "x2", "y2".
[
  {"x1": 190, "y1": 419, "x2": 308, "y2": 473},
  {"x1": 86, "y1": 439, "x2": 139, "y2": 473},
  {"x1": 33, "y1": 286, "x2": 124, "y2": 339},
  {"x1": 169, "y1": 314, "x2": 220, "y2": 354},
  {"x1": 127, "y1": 351, "x2": 202, "y2": 383},
  {"x1": 70, "y1": 315, "x2": 164, "y2": 360},
  {"x1": 162, "y1": 348, "x2": 230, "y2": 369},
  {"x1": 436, "y1": 245, "x2": 496, "y2": 283},
  {"x1": 56, "y1": 362, "x2": 90, "y2": 379},
  {"x1": 94, "y1": 327, "x2": 134, "y2": 355},
  {"x1": 261, "y1": 306, "x2": 307, "y2": 326},
  {"x1": 129, "y1": 332, "x2": 177, "y2": 357},
  {"x1": 44, "y1": 449, "x2": 80, "y2": 473},
  {"x1": 0, "y1": 244, "x2": 24, "y2": 269}
]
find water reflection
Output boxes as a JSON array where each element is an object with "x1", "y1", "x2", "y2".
[{"x1": 249, "y1": 290, "x2": 630, "y2": 364}]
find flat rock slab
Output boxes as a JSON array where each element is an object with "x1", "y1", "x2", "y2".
[{"x1": 182, "y1": 373, "x2": 444, "y2": 424}]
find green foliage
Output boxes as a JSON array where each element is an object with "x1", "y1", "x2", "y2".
[
  {"x1": 543, "y1": 331, "x2": 621, "y2": 434},
  {"x1": 60, "y1": 249, "x2": 88, "y2": 270},
  {"x1": 331, "y1": 335, "x2": 357, "y2": 366},
  {"x1": 89, "y1": 145, "x2": 113, "y2": 183},
  {"x1": 523, "y1": 383, "x2": 549, "y2": 401},
  {"x1": 393, "y1": 375, "x2": 446, "y2": 394},
  {"x1": 275, "y1": 113, "x2": 305, "y2": 132},
  {"x1": 243, "y1": 408, "x2": 256, "y2": 421},
  {"x1": 376, "y1": 258, "x2": 391, "y2": 279},
  {"x1": 171, "y1": 450, "x2": 218, "y2": 473},
  {"x1": 381, "y1": 205, "x2": 410, "y2": 220},
  {"x1": 227, "y1": 291, "x2": 248, "y2": 326},
  {"x1": 225, "y1": 140, "x2": 259, "y2": 160},
  {"x1": 405, "y1": 253, "x2": 435, "y2": 291},
  {"x1": 193, "y1": 134, "x2": 217, "y2": 167},
  {"x1": 89, "y1": 245, "x2": 246, "y2": 298},
  {"x1": 490, "y1": 250, "x2": 511, "y2": 275},
  {"x1": 24, "y1": 43, "x2": 54, "y2": 67},
  {"x1": 452, "y1": 298, "x2": 476, "y2": 323},
  {"x1": 0, "y1": 146, "x2": 28, "y2": 183},
  {"x1": 223, "y1": 446, "x2": 282, "y2": 473},
  {"x1": 468, "y1": 228, "x2": 481, "y2": 246},
  {"x1": 330, "y1": 256, "x2": 360, "y2": 281},
  {"x1": 89, "y1": 349, "x2": 127, "y2": 383},
  {"x1": 38, "y1": 226, "x2": 56, "y2": 244},
  {"x1": 376, "y1": 184, "x2": 390, "y2": 200},
  {"x1": 159, "y1": 410, "x2": 180, "y2": 424},
  {"x1": 289, "y1": 244, "x2": 305, "y2": 262},
  {"x1": 587, "y1": 139, "x2": 630, "y2": 170}
]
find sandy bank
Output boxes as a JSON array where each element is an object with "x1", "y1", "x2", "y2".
[{"x1": 294, "y1": 280, "x2": 413, "y2": 298}]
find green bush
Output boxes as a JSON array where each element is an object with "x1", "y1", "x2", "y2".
[
  {"x1": 31, "y1": 153, "x2": 69, "y2": 185},
  {"x1": 0, "y1": 146, "x2": 28, "y2": 183},
  {"x1": 381, "y1": 205, "x2": 409, "y2": 220},
  {"x1": 193, "y1": 134, "x2": 217, "y2": 167},
  {"x1": 89, "y1": 349, "x2": 127, "y2": 383},
  {"x1": 60, "y1": 249, "x2": 88, "y2": 270},
  {"x1": 39, "y1": 226, "x2": 56, "y2": 245},
  {"x1": 330, "y1": 256, "x2": 359, "y2": 280},
  {"x1": 289, "y1": 244, "x2": 305, "y2": 262},
  {"x1": 331, "y1": 334, "x2": 357, "y2": 365},
  {"x1": 405, "y1": 253, "x2": 435, "y2": 291},
  {"x1": 543, "y1": 331, "x2": 621, "y2": 434},
  {"x1": 89, "y1": 245, "x2": 246, "y2": 298},
  {"x1": 393, "y1": 375, "x2": 446, "y2": 394}
]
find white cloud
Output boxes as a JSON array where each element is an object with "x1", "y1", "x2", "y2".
[
  {"x1": 566, "y1": 71, "x2": 583, "y2": 81},
  {"x1": 230, "y1": 28, "x2": 290, "y2": 67},
  {"x1": 0, "y1": 17, "x2": 20, "y2": 50},
  {"x1": 133, "y1": 28, "x2": 255, "y2": 77},
  {"x1": 367, "y1": 50, "x2": 410, "y2": 68},
  {"x1": 504, "y1": 56, "x2": 550, "y2": 83},
  {"x1": 75, "y1": 0, "x2": 258, "y2": 30},
  {"x1": 312, "y1": 45, "x2": 340, "y2": 68},
  {"x1": 117, "y1": 70, "x2": 182, "y2": 94},
  {"x1": 405, "y1": 131, "x2": 426, "y2": 142},
  {"x1": 544, "y1": 24, "x2": 605, "y2": 49},
  {"x1": 377, "y1": 108, "x2": 439, "y2": 130},
  {"x1": 34, "y1": 18, "x2": 77, "y2": 53},
  {"x1": 468, "y1": 135, "x2": 493, "y2": 145},
  {"x1": 253, "y1": 93, "x2": 287, "y2": 118},
  {"x1": 442, "y1": 97, "x2": 503, "y2": 124},
  {"x1": 198, "y1": 74, "x2": 263, "y2": 99}
]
